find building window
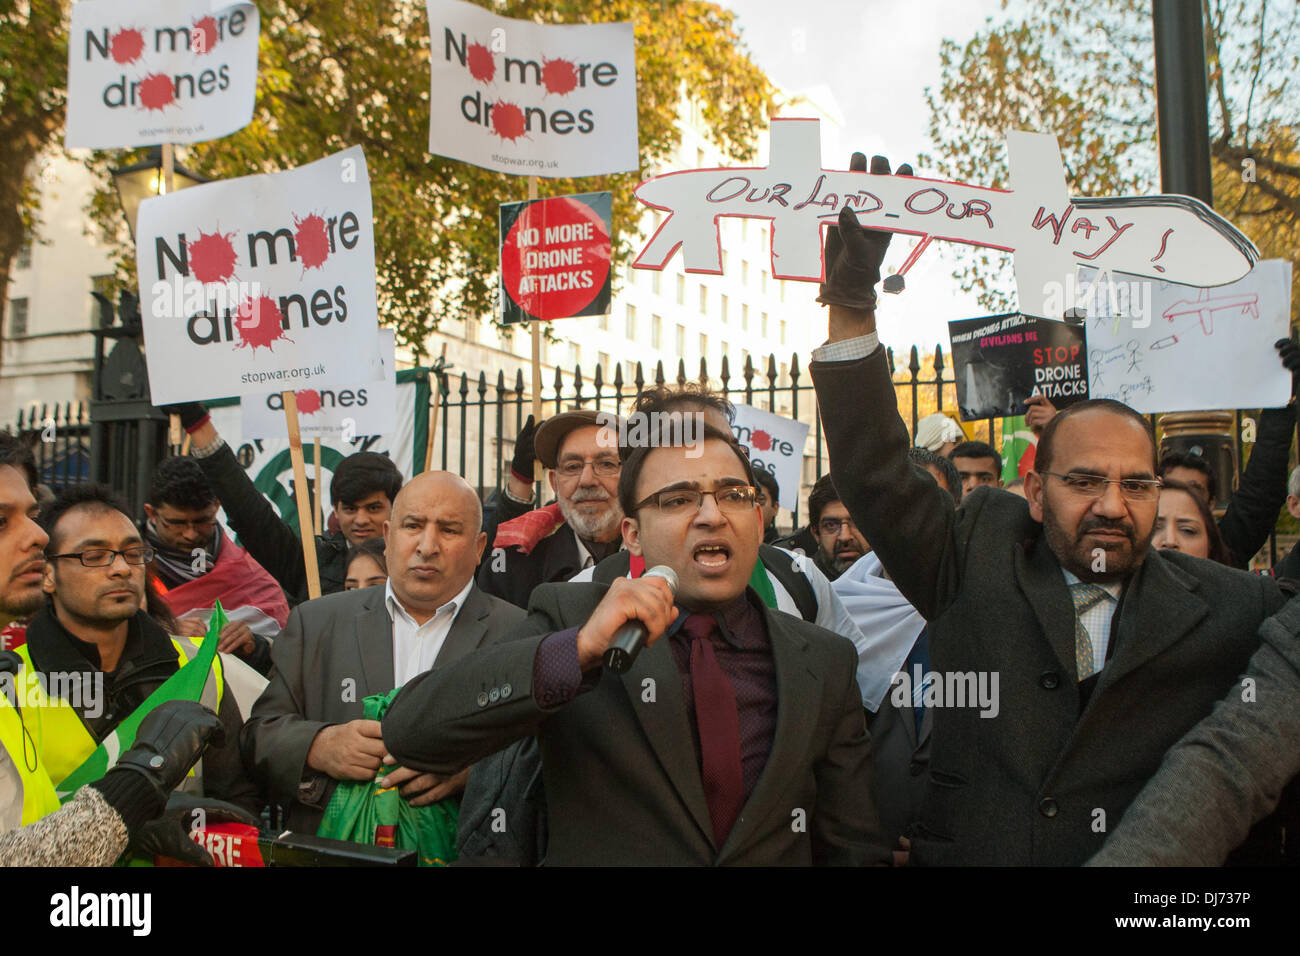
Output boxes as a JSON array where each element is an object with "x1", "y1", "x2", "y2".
[
  {"x1": 762, "y1": 311, "x2": 769, "y2": 336},
  {"x1": 8, "y1": 298, "x2": 28, "y2": 338},
  {"x1": 761, "y1": 270, "x2": 768, "y2": 294},
  {"x1": 568, "y1": 342, "x2": 581, "y2": 369},
  {"x1": 652, "y1": 271, "x2": 662, "y2": 296},
  {"x1": 780, "y1": 320, "x2": 788, "y2": 345},
  {"x1": 741, "y1": 260, "x2": 749, "y2": 284},
  {"x1": 465, "y1": 316, "x2": 480, "y2": 342},
  {"x1": 90, "y1": 274, "x2": 115, "y2": 323},
  {"x1": 651, "y1": 314, "x2": 663, "y2": 350},
  {"x1": 625, "y1": 304, "x2": 637, "y2": 338},
  {"x1": 16, "y1": 243, "x2": 32, "y2": 270},
  {"x1": 742, "y1": 349, "x2": 751, "y2": 370},
  {"x1": 626, "y1": 262, "x2": 635, "y2": 284},
  {"x1": 676, "y1": 274, "x2": 685, "y2": 305},
  {"x1": 742, "y1": 304, "x2": 749, "y2": 330},
  {"x1": 675, "y1": 323, "x2": 686, "y2": 356},
  {"x1": 722, "y1": 250, "x2": 729, "y2": 272},
  {"x1": 698, "y1": 285, "x2": 707, "y2": 314},
  {"x1": 699, "y1": 333, "x2": 708, "y2": 359},
  {"x1": 598, "y1": 310, "x2": 609, "y2": 331},
  {"x1": 721, "y1": 295, "x2": 729, "y2": 323},
  {"x1": 722, "y1": 341, "x2": 730, "y2": 361},
  {"x1": 599, "y1": 351, "x2": 610, "y2": 378}
]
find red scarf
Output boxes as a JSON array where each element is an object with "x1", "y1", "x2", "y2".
[
  {"x1": 493, "y1": 503, "x2": 567, "y2": 555},
  {"x1": 160, "y1": 529, "x2": 289, "y2": 630}
]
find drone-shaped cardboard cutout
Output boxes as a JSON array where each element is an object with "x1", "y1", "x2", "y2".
[{"x1": 631, "y1": 118, "x2": 1259, "y2": 320}]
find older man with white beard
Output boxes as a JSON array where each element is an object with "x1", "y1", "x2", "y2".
[{"x1": 477, "y1": 410, "x2": 625, "y2": 609}]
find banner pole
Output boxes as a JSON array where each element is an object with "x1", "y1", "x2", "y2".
[
  {"x1": 528, "y1": 175, "x2": 543, "y2": 485},
  {"x1": 312, "y1": 436, "x2": 323, "y2": 536},
  {"x1": 283, "y1": 390, "x2": 323, "y2": 600},
  {"x1": 423, "y1": 342, "x2": 448, "y2": 473},
  {"x1": 163, "y1": 144, "x2": 181, "y2": 455}
]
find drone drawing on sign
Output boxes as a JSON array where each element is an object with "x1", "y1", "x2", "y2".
[{"x1": 1148, "y1": 287, "x2": 1261, "y2": 350}]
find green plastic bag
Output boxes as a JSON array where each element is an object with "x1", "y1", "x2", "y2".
[{"x1": 317, "y1": 688, "x2": 459, "y2": 866}]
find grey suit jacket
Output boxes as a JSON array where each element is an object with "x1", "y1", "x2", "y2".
[
  {"x1": 239, "y1": 583, "x2": 525, "y2": 834},
  {"x1": 1088, "y1": 592, "x2": 1300, "y2": 865},
  {"x1": 382, "y1": 582, "x2": 890, "y2": 866},
  {"x1": 811, "y1": 348, "x2": 1289, "y2": 865}
]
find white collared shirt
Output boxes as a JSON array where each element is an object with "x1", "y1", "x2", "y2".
[
  {"x1": 385, "y1": 577, "x2": 475, "y2": 686},
  {"x1": 1061, "y1": 569, "x2": 1122, "y2": 670}
]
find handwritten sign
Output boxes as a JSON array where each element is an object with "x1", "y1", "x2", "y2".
[
  {"x1": 730, "y1": 404, "x2": 809, "y2": 512},
  {"x1": 66, "y1": 0, "x2": 259, "y2": 148},
  {"x1": 1083, "y1": 261, "x2": 1292, "y2": 414},
  {"x1": 425, "y1": 0, "x2": 638, "y2": 178},
  {"x1": 137, "y1": 146, "x2": 384, "y2": 405},
  {"x1": 632, "y1": 119, "x2": 1259, "y2": 320},
  {"x1": 948, "y1": 313, "x2": 1089, "y2": 420}
]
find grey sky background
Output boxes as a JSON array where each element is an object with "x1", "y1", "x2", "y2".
[{"x1": 720, "y1": 0, "x2": 1012, "y2": 354}]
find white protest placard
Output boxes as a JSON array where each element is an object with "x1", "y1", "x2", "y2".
[
  {"x1": 1082, "y1": 260, "x2": 1292, "y2": 414},
  {"x1": 730, "y1": 404, "x2": 809, "y2": 512},
  {"x1": 633, "y1": 119, "x2": 1259, "y2": 319},
  {"x1": 241, "y1": 329, "x2": 397, "y2": 440},
  {"x1": 425, "y1": 0, "x2": 638, "y2": 179},
  {"x1": 66, "y1": 0, "x2": 259, "y2": 148},
  {"x1": 137, "y1": 145, "x2": 384, "y2": 405}
]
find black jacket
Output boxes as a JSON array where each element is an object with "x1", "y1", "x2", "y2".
[
  {"x1": 192, "y1": 442, "x2": 349, "y2": 604},
  {"x1": 1219, "y1": 404, "x2": 1295, "y2": 568},
  {"x1": 23, "y1": 606, "x2": 261, "y2": 815}
]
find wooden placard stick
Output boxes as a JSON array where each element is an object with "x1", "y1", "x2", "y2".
[
  {"x1": 312, "y1": 436, "x2": 323, "y2": 536},
  {"x1": 283, "y1": 389, "x2": 322, "y2": 600},
  {"x1": 423, "y1": 342, "x2": 448, "y2": 473},
  {"x1": 528, "y1": 175, "x2": 543, "y2": 485}
]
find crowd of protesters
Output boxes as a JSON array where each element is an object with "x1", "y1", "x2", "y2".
[{"x1": 2, "y1": 165, "x2": 1299, "y2": 867}]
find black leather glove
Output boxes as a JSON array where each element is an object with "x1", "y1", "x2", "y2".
[
  {"x1": 112, "y1": 700, "x2": 224, "y2": 803},
  {"x1": 817, "y1": 154, "x2": 913, "y2": 309},
  {"x1": 160, "y1": 401, "x2": 210, "y2": 431},
  {"x1": 131, "y1": 793, "x2": 260, "y2": 867},
  {"x1": 510, "y1": 415, "x2": 538, "y2": 483},
  {"x1": 1276, "y1": 338, "x2": 1300, "y2": 399}
]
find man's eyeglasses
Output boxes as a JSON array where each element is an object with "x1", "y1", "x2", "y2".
[
  {"x1": 156, "y1": 515, "x2": 217, "y2": 533},
  {"x1": 635, "y1": 485, "x2": 757, "y2": 515},
  {"x1": 1042, "y1": 472, "x2": 1162, "y2": 501},
  {"x1": 818, "y1": 517, "x2": 859, "y2": 536},
  {"x1": 47, "y1": 547, "x2": 156, "y2": 567},
  {"x1": 555, "y1": 458, "x2": 621, "y2": 479}
]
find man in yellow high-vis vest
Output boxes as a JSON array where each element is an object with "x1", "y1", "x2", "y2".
[
  {"x1": 17, "y1": 484, "x2": 260, "y2": 822},
  {"x1": 0, "y1": 434, "x2": 244, "y2": 865}
]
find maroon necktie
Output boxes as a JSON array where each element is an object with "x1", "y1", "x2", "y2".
[{"x1": 681, "y1": 613, "x2": 745, "y2": 847}]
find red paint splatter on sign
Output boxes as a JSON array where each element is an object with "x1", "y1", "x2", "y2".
[
  {"x1": 235, "y1": 296, "x2": 290, "y2": 352},
  {"x1": 138, "y1": 74, "x2": 176, "y2": 112},
  {"x1": 750, "y1": 429, "x2": 773, "y2": 451},
  {"x1": 295, "y1": 389, "x2": 322, "y2": 415},
  {"x1": 191, "y1": 16, "x2": 218, "y2": 55},
  {"x1": 293, "y1": 214, "x2": 330, "y2": 270},
  {"x1": 491, "y1": 101, "x2": 527, "y2": 142},
  {"x1": 188, "y1": 231, "x2": 238, "y2": 284},
  {"x1": 467, "y1": 42, "x2": 495, "y2": 83},
  {"x1": 110, "y1": 28, "x2": 144, "y2": 64},
  {"x1": 541, "y1": 58, "x2": 577, "y2": 95}
]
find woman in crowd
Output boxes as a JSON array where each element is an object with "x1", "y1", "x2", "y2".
[
  {"x1": 344, "y1": 536, "x2": 388, "y2": 590},
  {"x1": 1153, "y1": 478, "x2": 1231, "y2": 564}
]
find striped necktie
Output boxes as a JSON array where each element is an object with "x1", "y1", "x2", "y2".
[{"x1": 1070, "y1": 582, "x2": 1109, "y2": 681}]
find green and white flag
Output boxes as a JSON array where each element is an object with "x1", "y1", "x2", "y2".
[
  {"x1": 1000, "y1": 415, "x2": 1038, "y2": 484},
  {"x1": 56, "y1": 602, "x2": 226, "y2": 802}
]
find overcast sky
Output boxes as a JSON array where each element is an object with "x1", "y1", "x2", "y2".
[{"x1": 719, "y1": 0, "x2": 1011, "y2": 353}]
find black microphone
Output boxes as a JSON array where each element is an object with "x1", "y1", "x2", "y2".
[{"x1": 602, "y1": 565, "x2": 679, "y2": 674}]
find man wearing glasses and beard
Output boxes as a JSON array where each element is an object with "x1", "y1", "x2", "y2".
[{"x1": 478, "y1": 410, "x2": 627, "y2": 610}]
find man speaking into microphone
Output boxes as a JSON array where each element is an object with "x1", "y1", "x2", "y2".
[{"x1": 383, "y1": 424, "x2": 888, "y2": 865}]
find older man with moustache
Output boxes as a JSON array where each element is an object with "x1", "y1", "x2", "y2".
[
  {"x1": 383, "y1": 426, "x2": 888, "y2": 866},
  {"x1": 241, "y1": 471, "x2": 524, "y2": 834},
  {"x1": 478, "y1": 410, "x2": 625, "y2": 609}
]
